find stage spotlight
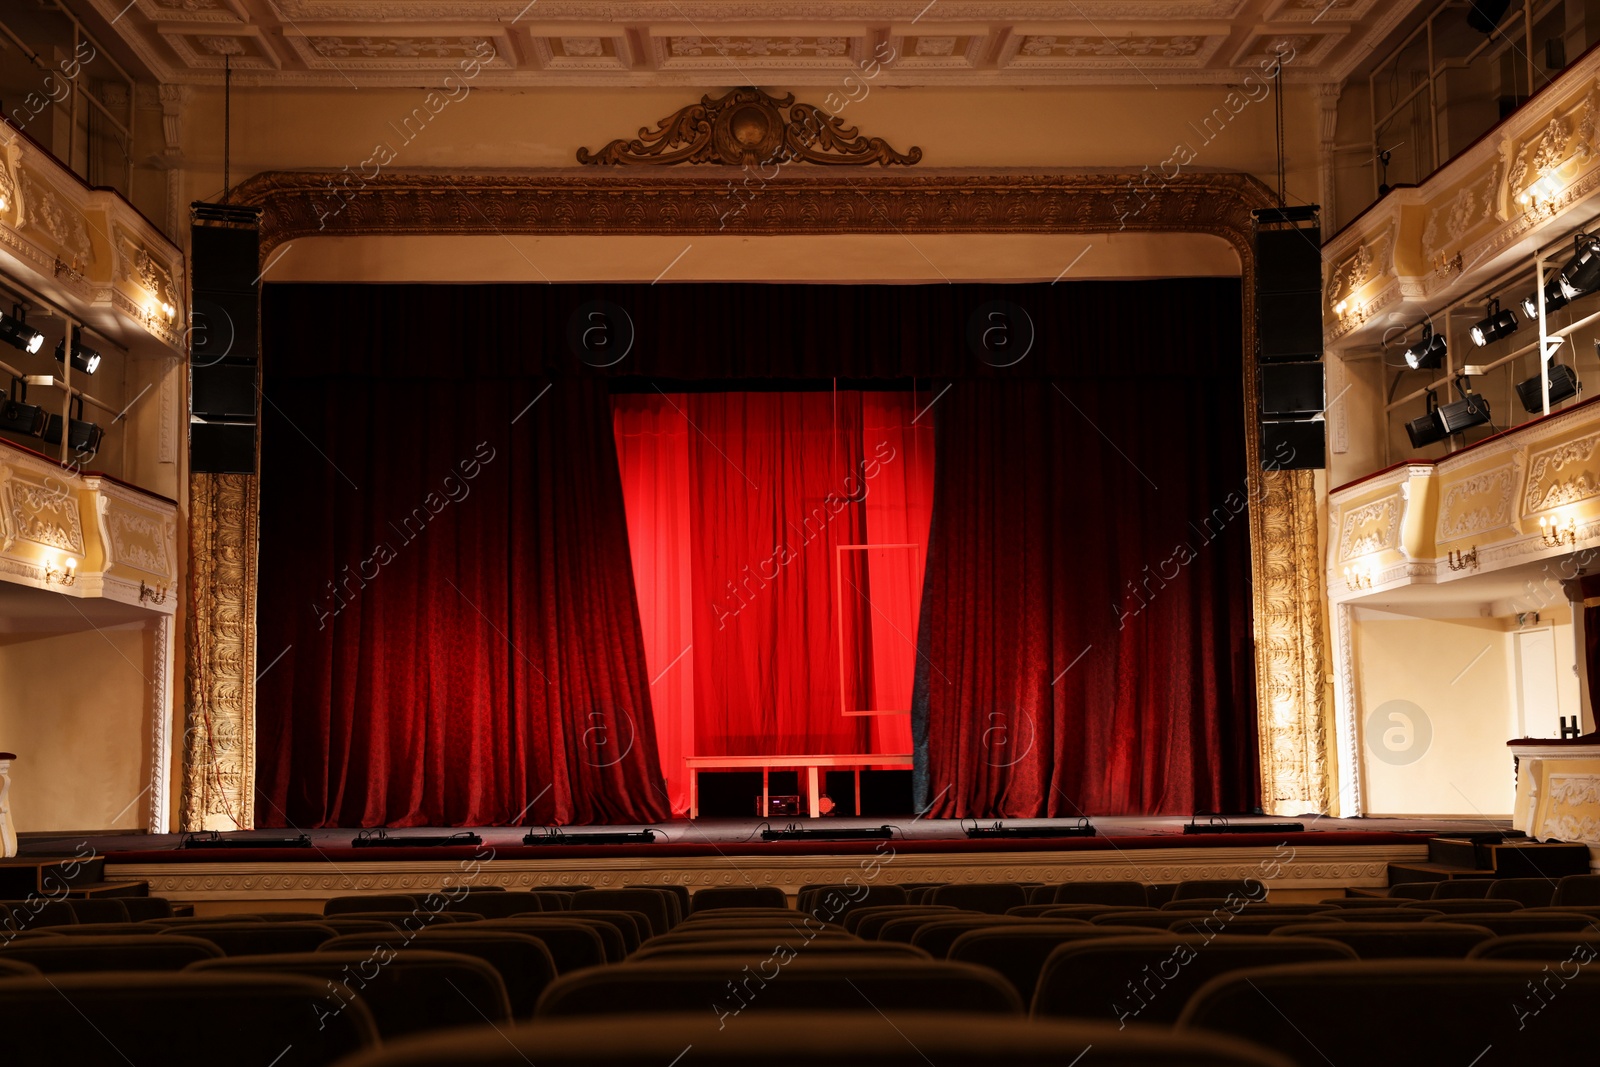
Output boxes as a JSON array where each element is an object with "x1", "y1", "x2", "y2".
[
  {"x1": 1467, "y1": 0, "x2": 1512, "y2": 34},
  {"x1": 0, "y1": 378, "x2": 45, "y2": 437},
  {"x1": 1523, "y1": 281, "x2": 1571, "y2": 319},
  {"x1": 0, "y1": 310, "x2": 43, "y2": 354},
  {"x1": 1469, "y1": 301, "x2": 1518, "y2": 346},
  {"x1": 1404, "y1": 324, "x2": 1447, "y2": 370},
  {"x1": 352, "y1": 829, "x2": 484, "y2": 848},
  {"x1": 1560, "y1": 233, "x2": 1600, "y2": 299},
  {"x1": 180, "y1": 831, "x2": 312, "y2": 849},
  {"x1": 522, "y1": 827, "x2": 662, "y2": 845},
  {"x1": 1517, "y1": 362, "x2": 1581, "y2": 413},
  {"x1": 1406, "y1": 390, "x2": 1447, "y2": 449},
  {"x1": 760, "y1": 824, "x2": 895, "y2": 841},
  {"x1": 54, "y1": 338, "x2": 101, "y2": 375},
  {"x1": 1437, "y1": 376, "x2": 1493, "y2": 435},
  {"x1": 964, "y1": 819, "x2": 1097, "y2": 839}
]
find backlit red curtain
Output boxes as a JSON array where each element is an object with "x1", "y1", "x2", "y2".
[
  {"x1": 915, "y1": 380, "x2": 1259, "y2": 817},
  {"x1": 614, "y1": 391, "x2": 927, "y2": 813}
]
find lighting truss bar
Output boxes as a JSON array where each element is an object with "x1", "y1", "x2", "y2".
[{"x1": 760, "y1": 825, "x2": 895, "y2": 841}]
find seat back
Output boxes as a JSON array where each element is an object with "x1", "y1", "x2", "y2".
[
  {"x1": 692, "y1": 886, "x2": 790, "y2": 912},
  {"x1": 1, "y1": 899, "x2": 77, "y2": 931},
  {"x1": 536, "y1": 957, "x2": 1023, "y2": 1018},
  {"x1": 1180, "y1": 959, "x2": 1600, "y2": 1065},
  {"x1": 324, "y1": 894, "x2": 422, "y2": 916},
  {"x1": 1384, "y1": 882, "x2": 1438, "y2": 900},
  {"x1": 877, "y1": 912, "x2": 984, "y2": 944},
  {"x1": 0, "y1": 934, "x2": 222, "y2": 972},
  {"x1": 189, "y1": 950, "x2": 509, "y2": 1039},
  {"x1": 322, "y1": 929, "x2": 555, "y2": 1017},
  {"x1": 1422, "y1": 911, "x2": 1597, "y2": 936},
  {"x1": 1468, "y1": 932, "x2": 1600, "y2": 960},
  {"x1": 65, "y1": 899, "x2": 130, "y2": 923},
  {"x1": 0, "y1": 958, "x2": 39, "y2": 977},
  {"x1": 629, "y1": 938, "x2": 926, "y2": 961},
  {"x1": 1271, "y1": 921, "x2": 1494, "y2": 959},
  {"x1": 1298, "y1": 907, "x2": 1437, "y2": 923},
  {"x1": 1401, "y1": 898, "x2": 1520, "y2": 914},
  {"x1": 568, "y1": 889, "x2": 674, "y2": 937},
  {"x1": 1553, "y1": 874, "x2": 1600, "y2": 907},
  {"x1": 1170, "y1": 915, "x2": 1336, "y2": 937},
  {"x1": 326, "y1": 1010, "x2": 1297, "y2": 1067},
  {"x1": 443, "y1": 891, "x2": 549, "y2": 919},
  {"x1": 848, "y1": 905, "x2": 959, "y2": 938},
  {"x1": 1171, "y1": 879, "x2": 1265, "y2": 902},
  {"x1": 927, "y1": 884, "x2": 1029, "y2": 914},
  {"x1": 1485, "y1": 878, "x2": 1557, "y2": 908},
  {"x1": 910, "y1": 916, "x2": 1039, "y2": 958},
  {"x1": 1091, "y1": 910, "x2": 1218, "y2": 929},
  {"x1": 1047, "y1": 881, "x2": 1148, "y2": 907},
  {"x1": 561, "y1": 910, "x2": 648, "y2": 952},
  {"x1": 120, "y1": 897, "x2": 175, "y2": 920},
  {"x1": 474, "y1": 917, "x2": 625, "y2": 964},
  {"x1": 167, "y1": 921, "x2": 339, "y2": 955},
  {"x1": 1430, "y1": 879, "x2": 1491, "y2": 899},
  {"x1": 31, "y1": 922, "x2": 163, "y2": 937},
  {"x1": 1033, "y1": 935, "x2": 1356, "y2": 1024},
  {"x1": 802, "y1": 884, "x2": 910, "y2": 924},
  {"x1": 0, "y1": 971, "x2": 376, "y2": 1066},
  {"x1": 947, "y1": 924, "x2": 1125, "y2": 1003}
]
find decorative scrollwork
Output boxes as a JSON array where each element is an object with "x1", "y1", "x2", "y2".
[{"x1": 578, "y1": 87, "x2": 922, "y2": 167}]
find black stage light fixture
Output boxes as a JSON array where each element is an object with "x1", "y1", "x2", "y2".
[
  {"x1": 352, "y1": 829, "x2": 484, "y2": 848},
  {"x1": 522, "y1": 827, "x2": 662, "y2": 845},
  {"x1": 1469, "y1": 300, "x2": 1518, "y2": 346},
  {"x1": 1560, "y1": 233, "x2": 1600, "y2": 299},
  {"x1": 964, "y1": 819, "x2": 1097, "y2": 839},
  {"x1": 180, "y1": 831, "x2": 312, "y2": 849},
  {"x1": 1406, "y1": 390, "x2": 1447, "y2": 449},
  {"x1": 1184, "y1": 820, "x2": 1306, "y2": 835},
  {"x1": 0, "y1": 378, "x2": 45, "y2": 437},
  {"x1": 0, "y1": 310, "x2": 43, "y2": 354},
  {"x1": 1517, "y1": 362, "x2": 1581, "y2": 413},
  {"x1": 54, "y1": 337, "x2": 101, "y2": 375},
  {"x1": 41, "y1": 397, "x2": 102, "y2": 456},
  {"x1": 1404, "y1": 323, "x2": 1447, "y2": 370},
  {"x1": 1523, "y1": 280, "x2": 1571, "y2": 319},
  {"x1": 1437, "y1": 376, "x2": 1493, "y2": 436},
  {"x1": 760, "y1": 824, "x2": 896, "y2": 841}
]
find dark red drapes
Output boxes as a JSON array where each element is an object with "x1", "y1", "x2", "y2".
[
  {"x1": 914, "y1": 378, "x2": 1259, "y2": 817},
  {"x1": 255, "y1": 369, "x2": 669, "y2": 828}
]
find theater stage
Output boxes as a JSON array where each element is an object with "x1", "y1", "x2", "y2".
[{"x1": 15, "y1": 815, "x2": 1515, "y2": 909}]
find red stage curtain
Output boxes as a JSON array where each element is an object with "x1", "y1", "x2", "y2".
[
  {"x1": 614, "y1": 390, "x2": 930, "y2": 810},
  {"x1": 916, "y1": 380, "x2": 1259, "y2": 817},
  {"x1": 255, "y1": 375, "x2": 669, "y2": 828}
]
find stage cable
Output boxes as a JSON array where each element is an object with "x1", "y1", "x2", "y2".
[
  {"x1": 1274, "y1": 59, "x2": 1286, "y2": 206},
  {"x1": 223, "y1": 55, "x2": 231, "y2": 203}
]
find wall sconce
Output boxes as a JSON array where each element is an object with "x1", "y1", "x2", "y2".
[
  {"x1": 1539, "y1": 515, "x2": 1578, "y2": 547},
  {"x1": 1343, "y1": 563, "x2": 1374, "y2": 590},
  {"x1": 1447, "y1": 546, "x2": 1479, "y2": 571},
  {"x1": 139, "y1": 580, "x2": 168, "y2": 604},
  {"x1": 1519, "y1": 172, "x2": 1564, "y2": 208},
  {"x1": 43, "y1": 557, "x2": 77, "y2": 586}
]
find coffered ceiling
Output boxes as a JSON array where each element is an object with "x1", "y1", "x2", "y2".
[{"x1": 72, "y1": 0, "x2": 1428, "y2": 88}]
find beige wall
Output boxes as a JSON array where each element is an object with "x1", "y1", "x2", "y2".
[
  {"x1": 1353, "y1": 608, "x2": 1517, "y2": 817},
  {"x1": 0, "y1": 625, "x2": 153, "y2": 833}
]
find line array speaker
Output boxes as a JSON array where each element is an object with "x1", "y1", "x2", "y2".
[
  {"x1": 189, "y1": 202, "x2": 262, "y2": 474},
  {"x1": 1253, "y1": 206, "x2": 1325, "y2": 471}
]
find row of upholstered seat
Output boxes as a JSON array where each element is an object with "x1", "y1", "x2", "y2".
[{"x1": 0, "y1": 895, "x2": 175, "y2": 929}]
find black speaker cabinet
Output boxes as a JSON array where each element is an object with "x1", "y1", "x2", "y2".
[
  {"x1": 1255, "y1": 228, "x2": 1323, "y2": 294},
  {"x1": 1260, "y1": 362, "x2": 1326, "y2": 418},
  {"x1": 192, "y1": 363, "x2": 258, "y2": 420},
  {"x1": 191, "y1": 224, "x2": 261, "y2": 294},
  {"x1": 1260, "y1": 420, "x2": 1326, "y2": 471},
  {"x1": 191, "y1": 421, "x2": 256, "y2": 474}
]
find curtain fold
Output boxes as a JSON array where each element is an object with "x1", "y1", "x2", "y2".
[{"x1": 255, "y1": 372, "x2": 669, "y2": 828}]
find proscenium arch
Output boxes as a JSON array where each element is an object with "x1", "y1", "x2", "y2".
[{"x1": 179, "y1": 167, "x2": 1330, "y2": 830}]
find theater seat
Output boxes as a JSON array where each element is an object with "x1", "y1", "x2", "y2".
[
  {"x1": 0, "y1": 934, "x2": 222, "y2": 972},
  {"x1": 536, "y1": 957, "x2": 1025, "y2": 1018},
  {"x1": 458, "y1": 917, "x2": 610, "y2": 971},
  {"x1": 1485, "y1": 878, "x2": 1556, "y2": 908},
  {"x1": 1429, "y1": 879, "x2": 1492, "y2": 899},
  {"x1": 692, "y1": 886, "x2": 789, "y2": 912},
  {"x1": 1554, "y1": 874, "x2": 1600, "y2": 906},
  {"x1": 165, "y1": 921, "x2": 339, "y2": 955},
  {"x1": 846, "y1": 905, "x2": 958, "y2": 937},
  {"x1": 1400, "y1": 898, "x2": 1520, "y2": 914},
  {"x1": 562, "y1": 909, "x2": 649, "y2": 951},
  {"x1": 1178, "y1": 960, "x2": 1600, "y2": 1067},
  {"x1": 802, "y1": 884, "x2": 909, "y2": 923},
  {"x1": 948, "y1": 924, "x2": 1128, "y2": 1003},
  {"x1": 324, "y1": 894, "x2": 423, "y2": 916},
  {"x1": 1, "y1": 899, "x2": 77, "y2": 931},
  {"x1": 682, "y1": 907, "x2": 801, "y2": 922},
  {"x1": 321, "y1": 929, "x2": 556, "y2": 1017},
  {"x1": 1422, "y1": 911, "x2": 1598, "y2": 936},
  {"x1": 1032, "y1": 935, "x2": 1355, "y2": 1023},
  {"x1": 0, "y1": 971, "x2": 376, "y2": 1066},
  {"x1": 878, "y1": 911, "x2": 985, "y2": 943},
  {"x1": 190, "y1": 950, "x2": 510, "y2": 1039},
  {"x1": 568, "y1": 889, "x2": 674, "y2": 937},
  {"x1": 1092, "y1": 910, "x2": 1219, "y2": 929},
  {"x1": 65, "y1": 899, "x2": 130, "y2": 923},
  {"x1": 628, "y1": 938, "x2": 929, "y2": 961},
  {"x1": 1468, "y1": 932, "x2": 1600, "y2": 960},
  {"x1": 1295, "y1": 907, "x2": 1438, "y2": 922},
  {"x1": 329, "y1": 1010, "x2": 1295, "y2": 1067},
  {"x1": 0, "y1": 958, "x2": 38, "y2": 977},
  {"x1": 1170, "y1": 915, "x2": 1333, "y2": 937},
  {"x1": 443, "y1": 892, "x2": 550, "y2": 919},
  {"x1": 911, "y1": 916, "x2": 1038, "y2": 958},
  {"x1": 33, "y1": 922, "x2": 164, "y2": 937},
  {"x1": 121, "y1": 897, "x2": 175, "y2": 920},
  {"x1": 928, "y1": 883, "x2": 1029, "y2": 914},
  {"x1": 1269, "y1": 921, "x2": 1493, "y2": 959},
  {"x1": 1171, "y1": 879, "x2": 1265, "y2": 902},
  {"x1": 1384, "y1": 882, "x2": 1438, "y2": 900},
  {"x1": 1048, "y1": 882, "x2": 1148, "y2": 907}
]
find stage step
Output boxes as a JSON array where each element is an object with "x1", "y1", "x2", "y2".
[
  {"x1": 0, "y1": 855, "x2": 108, "y2": 898},
  {"x1": 66, "y1": 880, "x2": 149, "y2": 899},
  {"x1": 1484, "y1": 842, "x2": 1591, "y2": 879},
  {"x1": 1385, "y1": 862, "x2": 1494, "y2": 885}
]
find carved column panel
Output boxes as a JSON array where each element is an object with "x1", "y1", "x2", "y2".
[{"x1": 183, "y1": 473, "x2": 258, "y2": 831}]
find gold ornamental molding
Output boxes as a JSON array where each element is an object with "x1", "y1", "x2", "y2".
[
  {"x1": 183, "y1": 473, "x2": 259, "y2": 832},
  {"x1": 577, "y1": 87, "x2": 922, "y2": 167},
  {"x1": 217, "y1": 167, "x2": 1331, "y2": 818}
]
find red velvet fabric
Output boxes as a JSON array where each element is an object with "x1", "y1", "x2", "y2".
[
  {"x1": 255, "y1": 375, "x2": 669, "y2": 827},
  {"x1": 916, "y1": 379, "x2": 1259, "y2": 818}
]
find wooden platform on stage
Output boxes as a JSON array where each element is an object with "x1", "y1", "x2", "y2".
[{"x1": 13, "y1": 815, "x2": 1503, "y2": 907}]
